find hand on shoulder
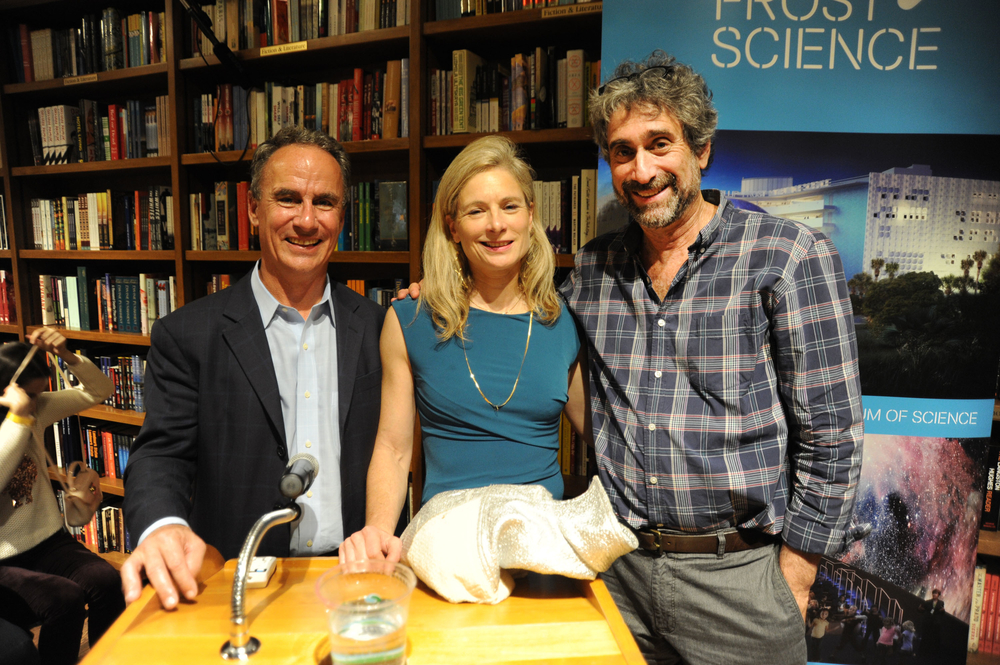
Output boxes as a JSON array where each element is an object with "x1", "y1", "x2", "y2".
[
  {"x1": 120, "y1": 524, "x2": 206, "y2": 609},
  {"x1": 392, "y1": 281, "x2": 423, "y2": 303}
]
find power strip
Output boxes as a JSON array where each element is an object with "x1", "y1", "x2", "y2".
[{"x1": 246, "y1": 556, "x2": 277, "y2": 589}]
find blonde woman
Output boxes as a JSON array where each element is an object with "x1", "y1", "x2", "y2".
[{"x1": 342, "y1": 136, "x2": 589, "y2": 562}]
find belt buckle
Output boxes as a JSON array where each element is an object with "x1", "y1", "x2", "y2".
[{"x1": 651, "y1": 530, "x2": 662, "y2": 550}]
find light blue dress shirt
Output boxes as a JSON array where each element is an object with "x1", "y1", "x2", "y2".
[{"x1": 136, "y1": 263, "x2": 342, "y2": 554}]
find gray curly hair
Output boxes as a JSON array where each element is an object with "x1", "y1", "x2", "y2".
[{"x1": 589, "y1": 50, "x2": 717, "y2": 172}]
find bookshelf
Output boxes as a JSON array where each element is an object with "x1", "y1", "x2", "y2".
[{"x1": 0, "y1": 0, "x2": 603, "y2": 555}]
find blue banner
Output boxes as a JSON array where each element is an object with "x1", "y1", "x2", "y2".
[
  {"x1": 602, "y1": 0, "x2": 1000, "y2": 134},
  {"x1": 861, "y1": 395, "x2": 994, "y2": 437}
]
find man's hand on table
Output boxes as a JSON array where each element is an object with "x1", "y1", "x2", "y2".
[
  {"x1": 121, "y1": 524, "x2": 207, "y2": 609},
  {"x1": 340, "y1": 525, "x2": 402, "y2": 563}
]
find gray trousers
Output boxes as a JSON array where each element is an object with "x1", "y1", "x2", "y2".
[{"x1": 601, "y1": 542, "x2": 807, "y2": 665}]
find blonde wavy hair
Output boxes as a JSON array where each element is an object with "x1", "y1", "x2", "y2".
[{"x1": 419, "y1": 135, "x2": 560, "y2": 340}]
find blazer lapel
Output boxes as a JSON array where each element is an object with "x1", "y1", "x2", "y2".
[
  {"x1": 222, "y1": 277, "x2": 286, "y2": 444},
  {"x1": 333, "y1": 282, "x2": 364, "y2": 430}
]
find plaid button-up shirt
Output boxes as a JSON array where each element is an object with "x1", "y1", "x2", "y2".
[{"x1": 561, "y1": 191, "x2": 864, "y2": 556}]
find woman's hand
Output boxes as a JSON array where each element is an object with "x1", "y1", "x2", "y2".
[
  {"x1": 29, "y1": 327, "x2": 78, "y2": 365},
  {"x1": 340, "y1": 525, "x2": 403, "y2": 564},
  {"x1": 0, "y1": 383, "x2": 34, "y2": 417}
]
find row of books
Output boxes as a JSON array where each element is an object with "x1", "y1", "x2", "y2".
[
  {"x1": 81, "y1": 421, "x2": 137, "y2": 480},
  {"x1": 206, "y1": 274, "x2": 237, "y2": 295},
  {"x1": 344, "y1": 277, "x2": 406, "y2": 307},
  {"x1": 532, "y1": 169, "x2": 598, "y2": 254},
  {"x1": 189, "y1": 0, "x2": 410, "y2": 55},
  {"x1": 0, "y1": 271, "x2": 16, "y2": 325},
  {"x1": 189, "y1": 182, "x2": 259, "y2": 251},
  {"x1": 557, "y1": 412, "x2": 589, "y2": 477},
  {"x1": 39, "y1": 270, "x2": 177, "y2": 335},
  {"x1": 8, "y1": 9, "x2": 165, "y2": 84},
  {"x1": 30, "y1": 188, "x2": 175, "y2": 251},
  {"x1": 47, "y1": 354, "x2": 143, "y2": 468},
  {"x1": 342, "y1": 180, "x2": 408, "y2": 251},
  {"x1": 435, "y1": 0, "x2": 597, "y2": 20},
  {"x1": 192, "y1": 63, "x2": 407, "y2": 153},
  {"x1": 66, "y1": 500, "x2": 132, "y2": 556},
  {"x1": 95, "y1": 355, "x2": 146, "y2": 413},
  {"x1": 28, "y1": 97, "x2": 171, "y2": 166},
  {"x1": 431, "y1": 48, "x2": 599, "y2": 136},
  {"x1": 970, "y1": 566, "x2": 1000, "y2": 653}
]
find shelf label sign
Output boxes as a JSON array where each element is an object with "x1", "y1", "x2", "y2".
[
  {"x1": 260, "y1": 41, "x2": 308, "y2": 57},
  {"x1": 543, "y1": 2, "x2": 602, "y2": 19},
  {"x1": 64, "y1": 74, "x2": 99, "y2": 86}
]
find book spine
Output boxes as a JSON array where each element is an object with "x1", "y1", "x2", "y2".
[{"x1": 984, "y1": 445, "x2": 1000, "y2": 530}]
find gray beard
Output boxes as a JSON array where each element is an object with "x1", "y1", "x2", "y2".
[{"x1": 615, "y1": 172, "x2": 699, "y2": 230}]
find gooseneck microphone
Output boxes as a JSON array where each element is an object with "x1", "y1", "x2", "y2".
[{"x1": 279, "y1": 453, "x2": 319, "y2": 499}]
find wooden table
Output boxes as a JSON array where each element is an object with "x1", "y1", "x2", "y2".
[{"x1": 83, "y1": 557, "x2": 644, "y2": 664}]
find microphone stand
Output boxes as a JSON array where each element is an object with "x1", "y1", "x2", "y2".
[
  {"x1": 176, "y1": 0, "x2": 251, "y2": 88},
  {"x1": 220, "y1": 500, "x2": 301, "y2": 660}
]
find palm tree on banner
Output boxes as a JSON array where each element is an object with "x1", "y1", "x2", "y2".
[
  {"x1": 960, "y1": 258, "x2": 975, "y2": 293},
  {"x1": 972, "y1": 249, "x2": 988, "y2": 287},
  {"x1": 871, "y1": 257, "x2": 885, "y2": 281},
  {"x1": 885, "y1": 262, "x2": 900, "y2": 280},
  {"x1": 849, "y1": 272, "x2": 874, "y2": 298},
  {"x1": 940, "y1": 275, "x2": 957, "y2": 296}
]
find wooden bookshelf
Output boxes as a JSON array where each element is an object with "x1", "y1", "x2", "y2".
[
  {"x1": 25, "y1": 325, "x2": 151, "y2": 346},
  {"x1": 19, "y1": 249, "x2": 175, "y2": 260},
  {"x1": 10, "y1": 155, "x2": 171, "y2": 176},
  {"x1": 79, "y1": 404, "x2": 145, "y2": 426},
  {"x1": 1, "y1": 62, "x2": 168, "y2": 96}
]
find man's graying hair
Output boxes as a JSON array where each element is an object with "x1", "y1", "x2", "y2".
[
  {"x1": 589, "y1": 50, "x2": 718, "y2": 172},
  {"x1": 249, "y1": 126, "x2": 352, "y2": 201}
]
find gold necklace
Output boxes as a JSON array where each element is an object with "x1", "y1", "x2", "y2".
[
  {"x1": 472, "y1": 292, "x2": 523, "y2": 315},
  {"x1": 461, "y1": 310, "x2": 533, "y2": 411}
]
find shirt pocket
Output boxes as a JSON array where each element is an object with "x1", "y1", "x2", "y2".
[{"x1": 684, "y1": 309, "x2": 763, "y2": 400}]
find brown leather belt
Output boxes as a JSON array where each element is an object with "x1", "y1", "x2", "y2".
[{"x1": 634, "y1": 528, "x2": 775, "y2": 554}]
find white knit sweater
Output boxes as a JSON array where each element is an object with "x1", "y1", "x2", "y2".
[{"x1": 0, "y1": 356, "x2": 114, "y2": 560}]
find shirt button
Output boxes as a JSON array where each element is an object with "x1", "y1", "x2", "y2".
[
  {"x1": 303, "y1": 343, "x2": 309, "y2": 350},
  {"x1": 306, "y1": 491, "x2": 313, "y2": 498},
  {"x1": 304, "y1": 391, "x2": 311, "y2": 399},
  {"x1": 306, "y1": 540, "x2": 313, "y2": 548},
  {"x1": 654, "y1": 370, "x2": 662, "y2": 378},
  {"x1": 657, "y1": 319, "x2": 665, "y2": 327},
  {"x1": 647, "y1": 423, "x2": 655, "y2": 431},
  {"x1": 281, "y1": 307, "x2": 288, "y2": 313},
  {"x1": 305, "y1": 440, "x2": 312, "y2": 449},
  {"x1": 649, "y1": 477, "x2": 658, "y2": 485}
]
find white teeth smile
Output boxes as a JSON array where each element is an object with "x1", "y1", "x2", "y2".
[
  {"x1": 288, "y1": 238, "x2": 320, "y2": 247},
  {"x1": 482, "y1": 241, "x2": 512, "y2": 248}
]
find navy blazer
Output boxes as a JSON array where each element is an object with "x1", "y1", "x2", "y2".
[{"x1": 123, "y1": 274, "x2": 385, "y2": 560}]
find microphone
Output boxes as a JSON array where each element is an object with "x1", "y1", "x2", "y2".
[{"x1": 279, "y1": 453, "x2": 319, "y2": 499}]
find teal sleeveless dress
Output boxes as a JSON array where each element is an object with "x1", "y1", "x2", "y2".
[{"x1": 392, "y1": 297, "x2": 581, "y2": 504}]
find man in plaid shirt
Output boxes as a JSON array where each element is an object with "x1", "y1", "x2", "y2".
[{"x1": 561, "y1": 51, "x2": 865, "y2": 664}]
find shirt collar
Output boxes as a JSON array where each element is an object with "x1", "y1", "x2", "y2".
[
  {"x1": 620, "y1": 189, "x2": 730, "y2": 258},
  {"x1": 250, "y1": 261, "x2": 333, "y2": 327}
]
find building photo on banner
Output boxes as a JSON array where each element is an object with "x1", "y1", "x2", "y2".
[{"x1": 598, "y1": 1, "x2": 1000, "y2": 663}]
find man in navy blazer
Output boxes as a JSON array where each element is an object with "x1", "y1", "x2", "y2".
[{"x1": 121, "y1": 127, "x2": 386, "y2": 609}]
